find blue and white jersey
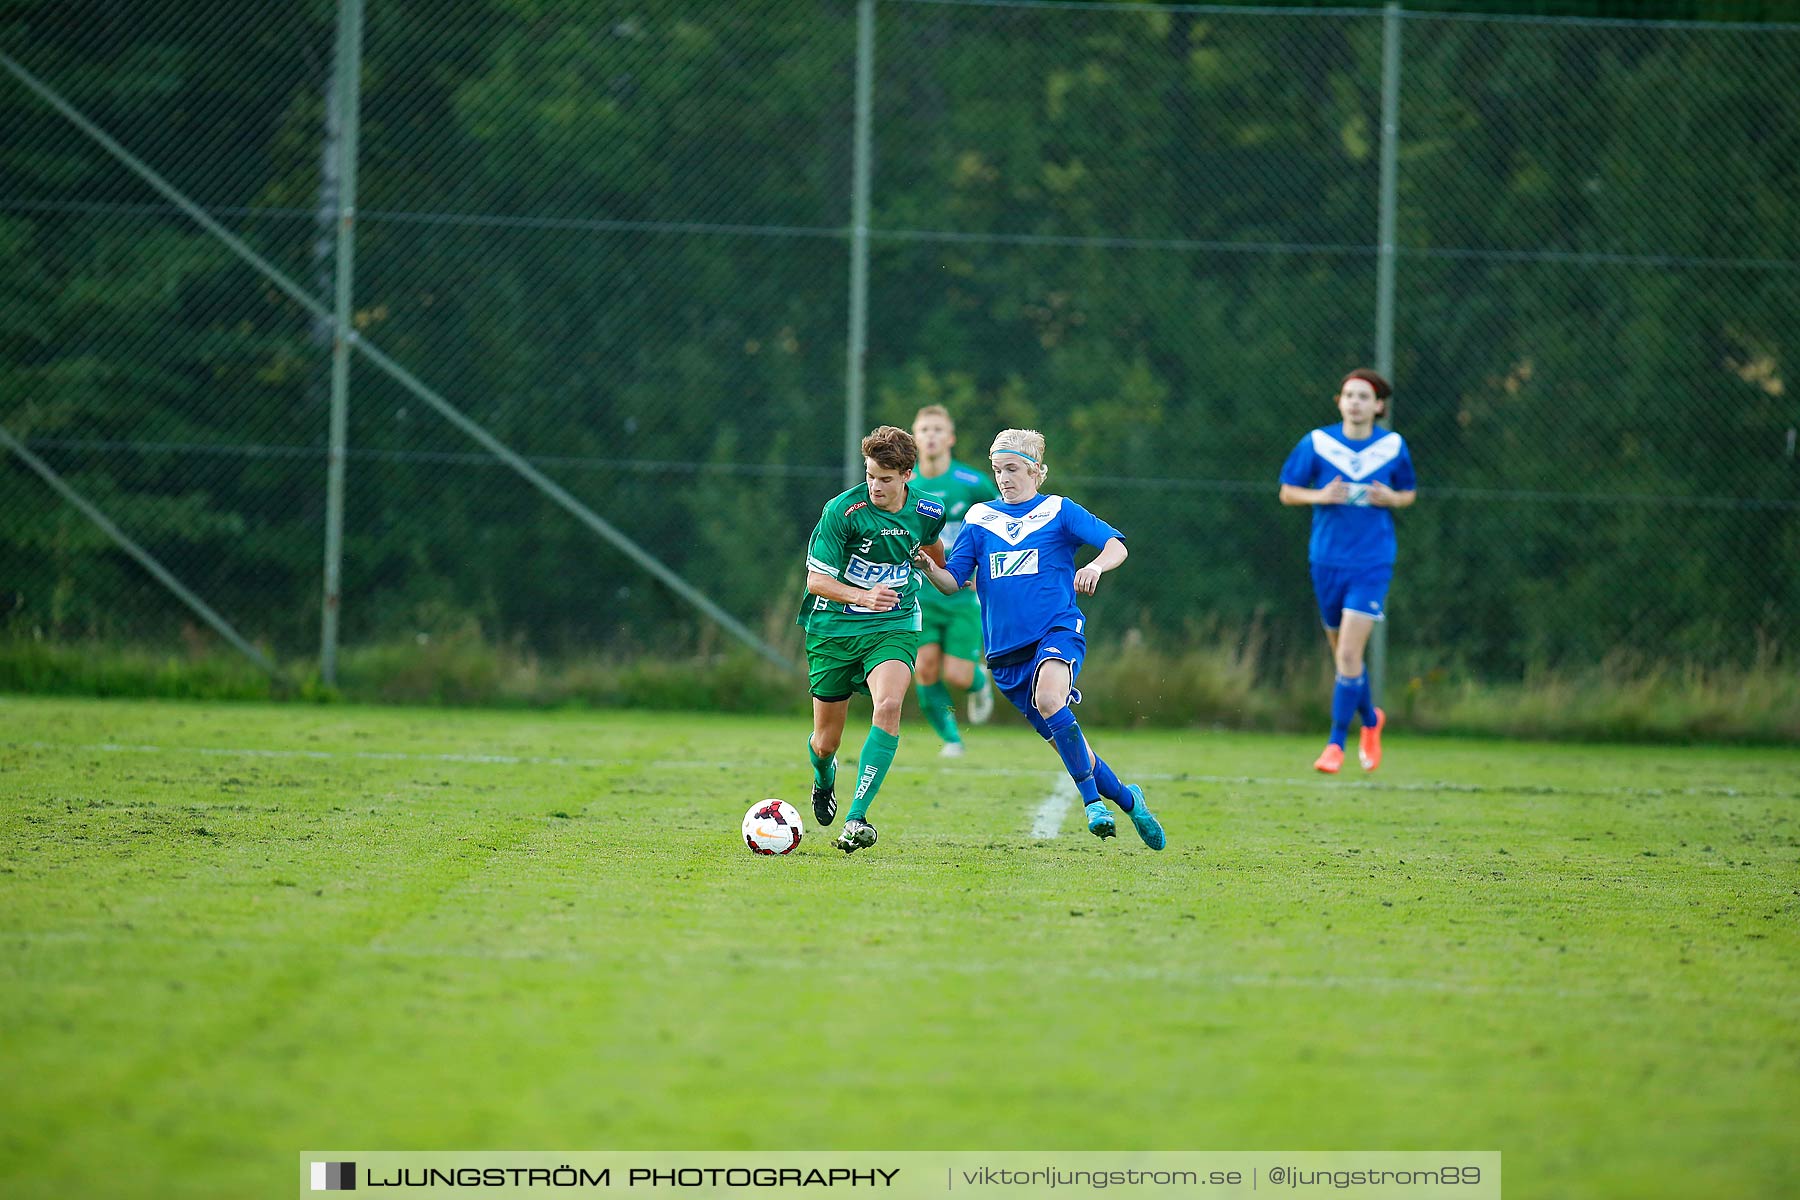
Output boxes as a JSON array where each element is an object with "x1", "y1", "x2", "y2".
[
  {"x1": 1280, "y1": 423, "x2": 1416, "y2": 568},
  {"x1": 944, "y1": 494, "x2": 1124, "y2": 659}
]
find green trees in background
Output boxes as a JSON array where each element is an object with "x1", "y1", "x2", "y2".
[{"x1": 2, "y1": 0, "x2": 1794, "y2": 674}]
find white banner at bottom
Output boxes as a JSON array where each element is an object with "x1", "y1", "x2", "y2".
[{"x1": 299, "y1": 1151, "x2": 1501, "y2": 1199}]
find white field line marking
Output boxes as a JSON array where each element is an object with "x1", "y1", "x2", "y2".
[
  {"x1": 1029, "y1": 776, "x2": 1078, "y2": 840},
  {"x1": 5, "y1": 741, "x2": 1791, "y2": 801}
]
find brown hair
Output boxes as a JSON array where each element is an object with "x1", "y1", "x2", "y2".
[
  {"x1": 861, "y1": 425, "x2": 918, "y2": 473},
  {"x1": 1340, "y1": 368, "x2": 1392, "y2": 413}
]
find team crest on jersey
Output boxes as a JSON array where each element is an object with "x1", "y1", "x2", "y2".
[
  {"x1": 967, "y1": 497, "x2": 1062, "y2": 547},
  {"x1": 915, "y1": 497, "x2": 945, "y2": 520}
]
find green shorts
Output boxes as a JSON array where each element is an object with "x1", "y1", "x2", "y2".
[
  {"x1": 806, "y1": 627, "x2": 919, "y2": 702},
  {"x1": 918, "y1": 599, "x2": 984, "y2": 664}
]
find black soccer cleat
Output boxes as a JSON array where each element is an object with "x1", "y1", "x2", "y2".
[{"x1": 812, "y1": 784, "x2": 838, "y2": 828}]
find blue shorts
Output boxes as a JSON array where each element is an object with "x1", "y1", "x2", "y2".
[
  {"x1": 988, "y1": 630, "x2": 1086, "y2": 739},
  {"x1": 1311, "y1": 563, "x2": 1392, "y2": 630}
]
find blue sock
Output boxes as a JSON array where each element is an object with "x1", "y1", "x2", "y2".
[
  {"x1": 1330, "y1": 674, "x2": 1361, "y2": 748},
  {"x1": 1044, "y1": 707, "x2": 1100, "y2": 803},
  {"x1": 1092, "y1": 755, "x2": 1131, "y2": 809},
  {"x1": 1356, "y1": 673, "x2": 1379, "y2": 725}
]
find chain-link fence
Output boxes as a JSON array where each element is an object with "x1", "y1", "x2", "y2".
[{"x1": 3, "y1": 0, "x2": 1797, "y2": 685}]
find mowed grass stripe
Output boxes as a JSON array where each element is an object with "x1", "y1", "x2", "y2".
[
  {"x1": 8, "y1": 738, "x2": 1795, "y2": 803},
  {"x1": 15, "y1": 923, "x2": 1794, "y2": 1010}
]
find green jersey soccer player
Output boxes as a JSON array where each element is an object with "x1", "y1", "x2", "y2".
[
  {"x1": 798, "y1": 425, "x2": 948, "y2": 853},
  {"x1": 909, "y1": 404, "x2": 999, "y2": 756}
]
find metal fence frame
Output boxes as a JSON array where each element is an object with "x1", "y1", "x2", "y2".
[{"x1": 4, "y1": 0, "x2": 1795, "y2": 688}]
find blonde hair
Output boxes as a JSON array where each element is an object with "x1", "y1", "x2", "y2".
[
  {"x1": 989, "y1": 428, "x2": 1048, "y2": 485},
  {"x1": 912, "y1": 404, "x2": 953, "y2": 429}
]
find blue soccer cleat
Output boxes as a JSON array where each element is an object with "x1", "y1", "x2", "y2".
[
  {"x1": 1124, "y1": 784, "x2": 1165, "y2": 851},
  {"x1": 1084, "y1": 800, "x2": 1116, "y2": 839}
]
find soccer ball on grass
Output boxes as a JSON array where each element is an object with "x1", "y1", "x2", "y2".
[{"x1": 742, "y1": 799, "x2": 803, "y2": 855}]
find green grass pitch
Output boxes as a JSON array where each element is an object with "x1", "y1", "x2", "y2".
[{"x1": 1, "y1": 695, "x2": 1795, "y2": 1198}]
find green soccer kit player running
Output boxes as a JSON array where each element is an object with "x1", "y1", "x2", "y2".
[
  {"x1": 799, "y1": 425, "x2": 948, "y2": 853},
  {"x1": 909, "y1": 405, "x2": 999, "y2": 757}
]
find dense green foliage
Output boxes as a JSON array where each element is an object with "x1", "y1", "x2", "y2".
[
  {"x1": 2, "y1": 698, "x2": 1797, "y2": 1197},
  {"x1": 2, "y1": 0, "x2": 1796, "y2": 677}
]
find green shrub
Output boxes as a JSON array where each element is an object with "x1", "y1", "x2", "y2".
[{"x1": 1, "y1": 627, "x2": 1792, "y2": 743}]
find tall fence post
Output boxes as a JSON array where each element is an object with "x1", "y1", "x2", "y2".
[
  {"x1": 319, "y1": 0, "x2": 365, "y2": 686},
  {"x1": 1370, "y1": 0, "x2": 1403, "y2": 706},
  {"x1": 0, "y1": 46, "x2": 799, "y2": 676},
  {"x1": 843, "y1": 0, "x2": 875, "y2": 483}
]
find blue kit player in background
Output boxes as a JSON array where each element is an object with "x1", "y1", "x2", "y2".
[
  {"x1": 912, "y1": 428, "x2": 1166, "y2": 849},
  {"x1": 1279, "y1": 368, "x2": 1417, "y2": 774}
]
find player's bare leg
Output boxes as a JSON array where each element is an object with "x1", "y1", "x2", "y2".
[{"x1": 809, "y1": 698, "x2": 848, "y2": 825}]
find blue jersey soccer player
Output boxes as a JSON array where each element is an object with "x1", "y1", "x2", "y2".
[
  {"x1": 909, "y1": 403, "x2": 1000, "y2": 757},
  {"x1": 1278, "y1": 368, "x2": 1417, "y2": 774},
  {"x1": 912, "y1": 428, "x2": 1166, "y2": 849}
]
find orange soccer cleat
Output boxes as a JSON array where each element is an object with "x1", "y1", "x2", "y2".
[
  {"x1": 1313, "y1": 743, "x2": 1344, "y2": 774},
  {"x1": 1358, "y1": 707, "x2": 1386, "y2": 773}
]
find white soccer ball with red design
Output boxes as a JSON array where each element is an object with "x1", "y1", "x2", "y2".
[{"x1": 742, "y1": 799, "x2": 803, "y2": 855}]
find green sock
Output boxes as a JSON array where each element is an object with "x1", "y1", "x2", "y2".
[
  {"x1": 917, "y1": 681, "x2": 961, "y2": 745},
  {"x1": 807, "y1": 735, "x2": 836, "y2": 790},
  {"x1": 848, "y1": 726, "x2": 899, "y2": 822},
  {"x1": 971, "y1": 665, "x2": 988, "y2": 692}
]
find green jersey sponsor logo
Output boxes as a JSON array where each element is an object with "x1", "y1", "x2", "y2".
[
  {"x1": 799, "y1": 484, "x2": 946, "y2": 638},
  {"x1": 842, "y1": 555, "x2": 913, "y2": 612}
]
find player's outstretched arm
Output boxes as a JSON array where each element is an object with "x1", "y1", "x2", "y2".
[
  {"x1": 808, "y1": 570, "x2": 899, "y2": 612},
  {"x1": 1073, "y1": 537, "x2": 1127, "y2": 596},
  {"x1": 910, "y1": 547, "x2": 963, "y2": 596}
]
